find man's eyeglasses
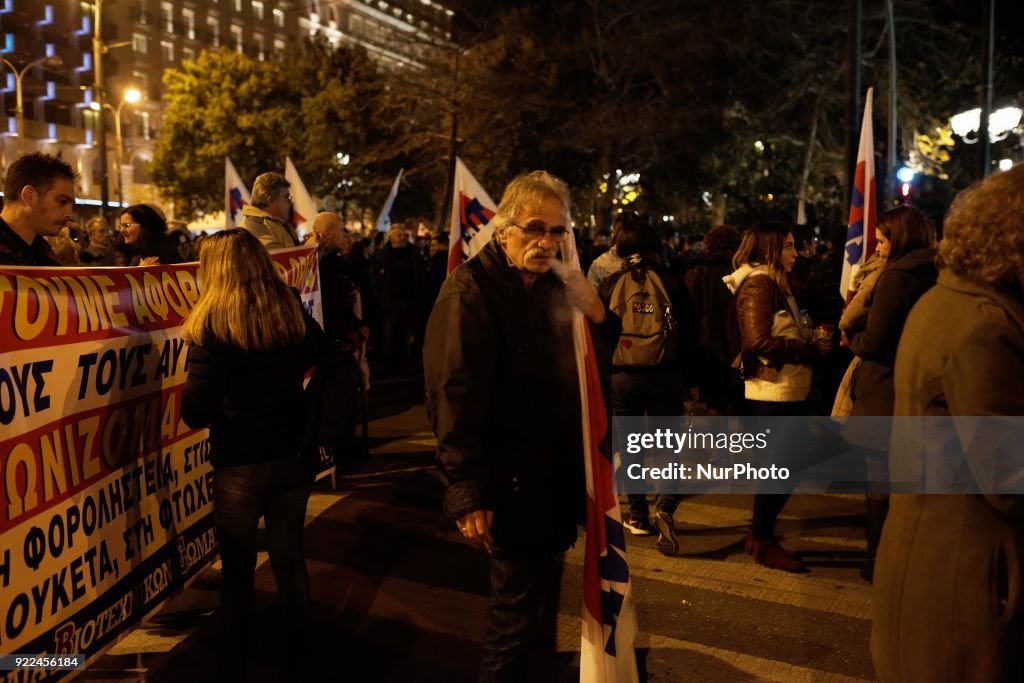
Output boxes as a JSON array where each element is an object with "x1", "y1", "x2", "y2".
[{"x1": 509, "y1": 220, "x2": 568, "y2": 240}]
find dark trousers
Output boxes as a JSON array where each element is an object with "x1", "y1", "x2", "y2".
[
  {"x1": 480, "y1": 552, "x2": 563, "y2": 683},
  {"x1": 213, "y1": 457, "x2": 314, "y2": 681},
  {"x1": 746, "y1": 399, "x2": 810, "y2": 541},
  {"x1": 379, "y1": 300, "x2": 417, "y2": 371},
  {"x1": 610, "y1": 368, "x2": 684, "y2": 518}
]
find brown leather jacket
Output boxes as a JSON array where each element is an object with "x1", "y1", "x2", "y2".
[{"x1": 735, "y1": 275, "x2": 820, "y2": 380}]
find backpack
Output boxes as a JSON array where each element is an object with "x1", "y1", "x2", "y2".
[{"x1": 608, "y1": 259, "x2": 677, "y2": 367}]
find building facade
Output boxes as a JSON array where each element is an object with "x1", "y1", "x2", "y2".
[{"x1": 1, "y1": 0, "x2": 450, "y2": 215}]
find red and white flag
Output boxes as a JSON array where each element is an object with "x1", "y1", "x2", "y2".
[
  {"x1": 285, "y1": 157, "x2": 318, "y2": 241},
  {"x1": 841, "y1": 87, "x2": 878, "y2": 298},
  {"x1": 447, "y1": 157, "x2": 496, "y2": 274},
  {"x1": 564, "y1": 233, "x2": 640, "y2": 683},
  {"x1": 224, "y1": 157, "x2": 251, "y2": 229}
]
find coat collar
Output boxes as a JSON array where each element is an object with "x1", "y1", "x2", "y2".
[{"x1": 938, "y1": 269, "x2": 1024, "y2": 334}]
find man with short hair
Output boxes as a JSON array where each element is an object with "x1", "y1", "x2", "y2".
[
  {"x1": 424, "y1": 171, "x2": 604, "y2": 681},
  {"x1": 241, "y1": 171, "x2": 298, "y2": 250},
  {"x1": 0, "y1": 152, "x2": 77, "y2": 266}
]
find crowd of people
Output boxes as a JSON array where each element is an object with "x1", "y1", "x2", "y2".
[{"x1": 3, "y1": 151, "x2": 1023, "y2": 682}]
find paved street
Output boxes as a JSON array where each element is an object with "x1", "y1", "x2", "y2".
[{"x1": 81, "y1": 377, "x2": 876, "y2": 682}]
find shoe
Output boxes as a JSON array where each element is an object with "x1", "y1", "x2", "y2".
[
  {"x1": 623, "y1": 514, "x2": 654, "y2": 536},
  {"x1": 654, "y1": 511, "x2": 679, "y2": 556},
  {"x1": 745, "y1": 531, "x2": 798, "y2": 559},
  {"x1": 750, "y1": 540, "x2": 806, "y2": 573}
]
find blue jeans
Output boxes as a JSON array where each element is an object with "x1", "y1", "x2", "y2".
[
  {"x1": 479, "y1": 552, "x2": 563, "y2": 683},
  {"x1": 213, "y1": 457, "x2": 313, "y2": 681}
]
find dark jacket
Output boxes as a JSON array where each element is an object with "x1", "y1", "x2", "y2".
[
  {"x1": 181, "y1": 301, "x2": 323, "y2": 468},
  {"x1": 372, "y1": 242, "x2": 424, "y2": 310},
  {"x1": 423, "y1": 238, "x2": 584, "y2": 555},
  {"x1": 684, "y1": 253, "x2": 741, "y2": 376},
  {"x1": 0, "y1": 217, "x2": 60, "y2": 266},
  {"x1": 872, "y1": 270, "x2": 1024, "y2": 683},
  {"x1": 849, "y1": 247, "x2": 937, "y2": 416},
  {"x1": 318, "y1": 249, "x2": 363, "y2": 343},
  {"x1": 126, "y1": 235, "x2": 184, "y2": 267}
]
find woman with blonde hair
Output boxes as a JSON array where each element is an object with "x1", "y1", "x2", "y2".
[
  {"x1": 181, "y1": 228, "x2": 322, "y2": 681},
  {"x1": 724, "y1": 222, "x2": 831, "y2": 571}
]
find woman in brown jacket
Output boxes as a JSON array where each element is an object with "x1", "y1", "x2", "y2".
[
  {"x1": 724, "y1": 223, "x2": 832, "y2": 571},
  {"x1": 871, "y1": 165, "x2": 1024, "y2": 682}
]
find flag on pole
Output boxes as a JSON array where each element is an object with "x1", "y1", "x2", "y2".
[
  {"x1": 285, "y1": 157, "x2": 318, "y2": 240},
  {"x1": 841, "y1": 87, "x2": 877, "y2": 298},
  {"x1": 564, "y1": 233, "x2": 640, "y2": 683},
  {"x1": 374, "y1": 168, "x2": 404, "y2": 233},
  {"x1": 224, "y1": 157, "x2": 251, "y2": 229},
  {"x1": 447, "y1": 157, "x2": 497, "y2": 274}
]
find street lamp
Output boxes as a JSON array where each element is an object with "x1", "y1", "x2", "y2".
[
  {"x1": 90, "y1": 86, "x2": 141, "y2": 207},
  {"x1": 0, "y1": 55, "x2": 64, "y2": 155}
]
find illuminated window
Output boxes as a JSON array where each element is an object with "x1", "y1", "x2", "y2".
[
  {"x1": 160, "y1": 40, "x2": 173, "y2": 62},
  {"x1": 273, "y1": 8, "x2": 284, "y2": 27},
  {"x1": 230, "y1": 24, "x2": 243, "y2": 53},
  {"x1": 132, "y1": 32, "x2": 147, "y2": 54},
  {"x1": 207, "y1": 17, "x2": 219, "y2": 46},
  {"x1": 252, "y1": 1, "x2": 264, "y2": 20},
  {"x1": 182, "y1": 8, "x2": 195, "y2": 39}
]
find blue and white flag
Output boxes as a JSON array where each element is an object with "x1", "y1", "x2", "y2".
[
  {"x1": 224, "y1": 157, "x2": 251, "y2": 229},
  {"x1": 375, "y1": 169, "x2": 404, "y2": 233}
]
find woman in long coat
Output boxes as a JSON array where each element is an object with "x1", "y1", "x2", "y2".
[{"x1": 872, "y1": 165, "x2": 1024, "y2": 682}]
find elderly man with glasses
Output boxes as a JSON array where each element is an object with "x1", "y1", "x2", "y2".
[
  {"x1": 240, "y1": 171, "x2": 299, "y2": 250},
  {"x1": 424, "y1": 171, "x2": 603, "y2": 682}
]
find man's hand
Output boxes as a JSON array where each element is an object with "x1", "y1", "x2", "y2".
[
  {"x1": 562, "y1": 269, "x2": 606, "y2": 323},
  {"x1": 457, "y1": 510, "x2": 495, "y2": 554},
  {"x1": 138, "y1": 256, "x2": 160, "y2": 266}
]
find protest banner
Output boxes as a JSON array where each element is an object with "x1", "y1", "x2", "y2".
[{"x1": 0, "y1": 245, "x2": 322, "y2": 681}]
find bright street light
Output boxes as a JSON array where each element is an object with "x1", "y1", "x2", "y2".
[
  {"x1": 91, "y1": 87, "x2": 143, "y2": 206},
  {"x1": 949, "y1": 106, "x2": 1023, "y2": 143},
  {"x1": 0, "y1": 55, "x2": 64, "y2": 155}
]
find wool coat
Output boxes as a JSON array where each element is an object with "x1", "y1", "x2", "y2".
[{"x1": 872, "y1": 270, "x2": 1024, "y2": 683}]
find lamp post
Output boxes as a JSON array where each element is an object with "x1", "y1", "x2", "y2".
[
  {"x1": 91, "y1": 87, "x2": 141, "y2": 207},
  {"x1": 0, "y1": 55, "x2": 64, "y2": 156}
]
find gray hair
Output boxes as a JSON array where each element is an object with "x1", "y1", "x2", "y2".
[
  {"x1": 251, "y1": 172, "x2": 290, "y2": 208},
  {"x1": 492, "y1": 171, "x2": 571, "y2": 237}
]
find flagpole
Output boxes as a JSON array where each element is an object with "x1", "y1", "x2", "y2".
[{"x1": 438, "y1": 48, "x2": 461, "y2": 236}]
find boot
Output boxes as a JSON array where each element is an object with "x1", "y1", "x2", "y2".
[{"x1": 750, "y1": 539, "x2": 806, "y2": 573}]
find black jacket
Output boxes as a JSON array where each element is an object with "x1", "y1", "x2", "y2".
[
  {"x1": 849, "y1": 247, "x2": 937, "y2": 416},
  {"x1": 684, "y1": 253, "x2": 741, "y2": 370},
  {"x1": 0, "y1": 217, "x2": 60, "y2": 266},
  {"x1": 423, "y1": 238, "x2": 584, "y2": 554},
  {"x1": 181, "y1": 303, "x2": 323, "y2": 468}
]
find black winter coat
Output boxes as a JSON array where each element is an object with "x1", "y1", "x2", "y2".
[
  {"x1": 181, "y1": 303, "x2": 323, "y2": 468},
  {"x1": 423, "y1": 238, "x2": 584, "y2": 555},
  {"x1": 849, "y1": 247, "x2": 937, "y2": 416}
]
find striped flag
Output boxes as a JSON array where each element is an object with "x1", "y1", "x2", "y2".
[
  {"x1": 447, "y1": 157, "x2": 496, "y2": 274},
  {"x1": 375, "y1": 168, "x2": 404, "y2": 233},
  {"x1": 565, "y1": 233, "x2": 640, "y2": 683},
  {"x1": 285, "y1": 157, "x2": 318, "y2": 241},
  {"x1": 224, "y1": 157, "x2": 251, "y2": 229},
  {"x1": 841, "y1": 87, "x2": 877, "y2": 298}
]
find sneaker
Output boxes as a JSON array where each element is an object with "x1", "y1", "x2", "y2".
[
  {"x1": 750, "y1": 540, "x2": 806, "y2": 573},
  {"x1": 623, "y1": 514, "x2": 654, "y2": 536},
  {"x1": 654, "y1": 511, "x2": 679, "y2": 556}
]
